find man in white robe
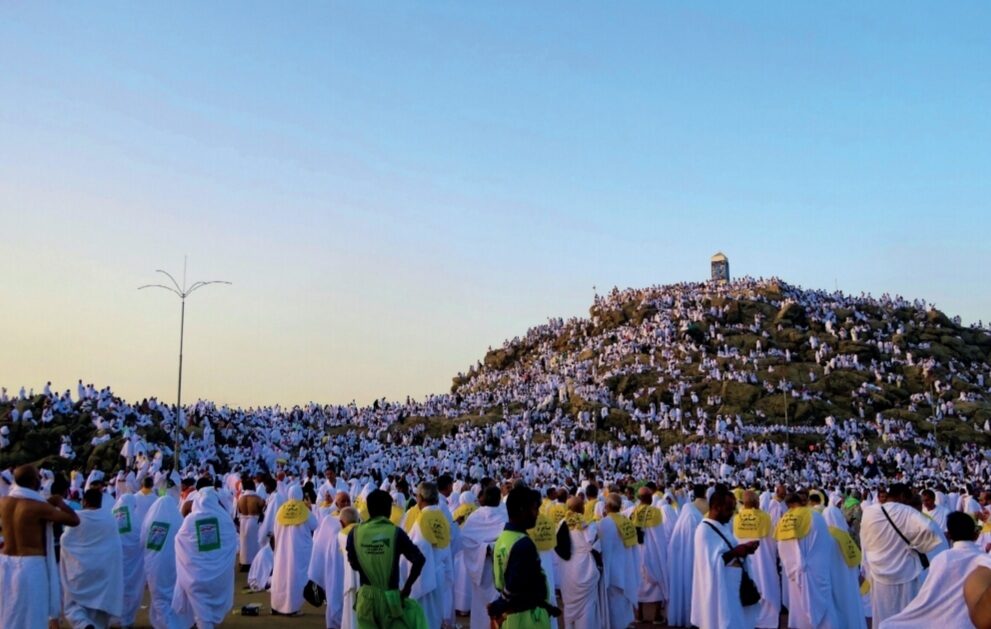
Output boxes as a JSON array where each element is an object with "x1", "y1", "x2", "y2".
[
  {"x1": 172, "y1": 487, "x2": 237, "y2": 629},
  {"x1": 459, "y1": 485, "x2": 506, "y2": 629},
  {"x1": 558, "y1": 496, "x2": 605, "y2": 629},
  {"x1": 598, "y1": 493, "x2": 639, "y2": 629},
  {"x1": 436, "y1": 473, "x2": 463, "y2": 626},
  {"x1": 775, "y1": 494, "x2": 841, "y2": 629},
  {"x1": 133, "y1": 475, "x2": 159, "y2": 529},
  {"x1": 112, "y1": 492, "x2": 145, "y2": 627},
  {"x1": 257, "y1": 476, "x2": 285, "y2": 548},
  {"x1": 0, "y1": 465, "x2": 79, "y2": 629},
  {"x1": 767, "y1": 484, "x2": 787, "y2": 527},
  {"x1": 271, "y1": 485, "x2": 319, "y2": 615},
  {"x1": 247, "y1": 543, "x2": 274, "y2": 592},
  {"x1": 826, "y1": 514, "x2": 868, "y2": 629},
  {"x1": 237, "y1": 477, "x2": 265, "y2": 570},
  {"x1": 667, "y1": 484, "x2": 707, "y2": 627},
  {"x1": 60, "y1": 488, "x2": 124, "y2": 629},
  {"x1": 734, "y1": 490, "x2": 780, "y2": 629},
  {"x1": 308, "y1": 502, "x2": 345, "y2": 628},
  {"x1": 881, "y1": 512, "x2": 991, "y2": 629},
  {"x1": 861, "y1": 483, "x2": 944, "y2": 625},
  {"x1": 337, "y1": 507, "x2": 361, "y2": 629},
  {"x1": 141, "y1": 492, "x2": 184, "y2": 629},
  {"x1": 626, "y1": 486, "x2": 668, "y2": 619},
  {"x1": 691, "y1": 487, "x2": 758, "y2": 629},
  {"x1": 402, "y1": 481, "x2": 449, "y2": 628}
]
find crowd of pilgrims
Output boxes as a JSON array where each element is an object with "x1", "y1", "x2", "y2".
[
  {"x1": 2, "y1": 277, "x2": 991, "y2": 626},
  {"x1": 2, "y1": 465, "x2": 991, "y2": 628}
]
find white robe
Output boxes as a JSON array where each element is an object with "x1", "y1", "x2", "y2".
[
  {"x1": 437, "y1": 499, "x2": 461, "y2": 625},
  {"x1": 270, "y1": 505, "x2": 318, "y2": 613},
  {"x1": 258, "y1": 492, "x2": 286, "y2": 546},
  {"x1": 172, "y1": 488, "x2": 237, "y2": 629},
  {"x1": 339, "y1": 528, "x2": 361, "y2": 629},
  {"x1": 625, "y1": 505, "x2": 668, "y2": 604},
  {"x1": 880, "y1": 542, "x2": 991, "y2": 629},
  {"x1": 141, "y1": 495, "x2": 184, "y2": 629},
  {"x1": 732, "y1": 515, "x2": 780, "y2": 629},
  {"x1": 308, "y1": 515, "x2": 344, "y2": 628},
  {"x1": 559, "y1": 522, "x2": 605, "y2": 629},
  {"x1": 112, "y1": 493, "x2": 145, "y2": 626},
  {"x1": 691, "y1": 518, "x2": 756, "y2": 629},
  {"x1": 5, "y1": 486, "x2": 61, "y2": 626},
  {"x1": 828, "y1": 532, "x2": 867, "y2": 629},
  {"x1": 777, "y1": 511, "x2": 840, "y2": 629},
  {"x1": 860, "y1": 503, "x2": 943, "y2": 625},
  {"x1": 404, "y1": 505, "x2": 443, "y2": 628},
  {"x1": 668, "y1": 502, "x2": 704, "y2": 627},
  {"x1": 598, "y1": 515, "x2": 638, "y2": 629},
  {"x1": 459, "y1": 506, "x2": 506, "y2": 629},
  {"x1": 60, "y1": 508, "x2": 124, "y2": 628},
  {"x1": 248, "y1": 544, "x2": 274, "y2": 592},
  {"x1": 238, "y1": 492, "x2": 262, "y2": 566}
]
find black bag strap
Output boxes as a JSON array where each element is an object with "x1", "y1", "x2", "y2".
[
  {"x1": 879, "y1": 506, "x2": 914, "y2": 549},
  {"x1": 704, "y1": 520, "x2": 735, "y2": 551}
]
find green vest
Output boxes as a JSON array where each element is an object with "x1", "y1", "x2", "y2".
[
  {"x1": 352, "y1": 516, "x2": 428, "y2": 629},
  {"x1": 492, "y1": 530, "x2": 551, "y2": 629}
]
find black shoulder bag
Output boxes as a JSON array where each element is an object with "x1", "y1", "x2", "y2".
[
  {"x1": 880, "y1": 506, "x2": 929, "y2": 570},
  {"x1": 703, "y1": 521, "x2": 762, "y2": 607}
]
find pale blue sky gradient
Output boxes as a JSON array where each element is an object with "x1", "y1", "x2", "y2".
[{"x1": 1, "y1": 3, "x2": 988, "y2": 406}]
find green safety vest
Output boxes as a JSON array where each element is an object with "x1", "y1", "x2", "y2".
[
  {"x1": 352, "y1": 516, "x2": 428, "y2": 629},
  {"x1": 492, "y1": 530, "x2": 551, "y2": 629}
]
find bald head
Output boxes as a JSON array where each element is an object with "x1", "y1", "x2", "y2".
[
  {"x1": 334, "y1": 491, "x2": 351, "y2": 510},
  {"x1": 339, "y1": 506, "x2": 359, "y2": 527},
  {"x1": 637, "y1": 487, "x2": 653, "y2": 505},
  {"x1": 566, "y1": 496, "x2": 585, "y2": 514},
  {"x1": 13, "y1": 465, "x2": 40, "y2": 491},
  {"x1": 605, "y1": 493, "x2": 622, "y2": 513},
  {"x1": 742, "y1": 490, "x2": 759, "y2": 509}
]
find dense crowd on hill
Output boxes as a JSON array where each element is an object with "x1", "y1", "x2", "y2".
[{"x1": 2, "y1": 278, "x2": 991, "y2": 627}]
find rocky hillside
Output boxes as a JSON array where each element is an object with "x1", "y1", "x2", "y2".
[
  {"x1": 451, "y1": 278, "x2": 991, "y2": 449},
  {"x1": 3, "y1": 277, "x2": 990, "y2": 474}
]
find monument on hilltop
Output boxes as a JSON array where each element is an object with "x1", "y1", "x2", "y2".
[{"x1": 711, "y1": 251, "x2": 729, "y2": 282}]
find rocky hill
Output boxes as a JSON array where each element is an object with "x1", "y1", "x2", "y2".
[
  {"x1": 2, "y1": 277, "x2": 990, "y2": 475},
  {"x1": 450, "y1": 278, "x2": 991, "y2": 450}
]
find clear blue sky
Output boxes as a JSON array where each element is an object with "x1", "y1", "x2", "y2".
[{"x1": 1, "y1": 3, "x2": 988, "y2": 406}]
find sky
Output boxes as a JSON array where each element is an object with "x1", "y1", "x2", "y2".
[{"x1": 1, "y1": 3, "x2": 988, "y2": 408}]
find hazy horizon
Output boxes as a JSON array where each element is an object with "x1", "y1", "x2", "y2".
[{"x1": 2, "y1": 3, "x2": 988, "y2": 407}]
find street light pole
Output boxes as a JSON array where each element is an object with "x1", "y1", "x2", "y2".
[{"x1": 140, "y1": 257, "x2": 230, "y2": 473}]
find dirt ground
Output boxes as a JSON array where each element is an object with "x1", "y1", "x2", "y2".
[{"x1": 128, "y1": 569, "x2": 685, "y2": 628}]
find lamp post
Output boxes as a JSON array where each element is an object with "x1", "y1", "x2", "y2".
[{"x1": 140, "y1": 257, "x2": 230, "y2": 473}]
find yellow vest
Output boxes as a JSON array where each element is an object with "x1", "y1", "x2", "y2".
[
  {"x1": 774, "y1": 507, "x2": 813, "y2": 541},
  {"x1": 630, "y1": 504, "x2": 663, "y2": 529},
  {"x1": 418, "y1": 509, "x2": 451, "y2": 549},
  {"x1": 276, "y1": 500, "x2": 311, "y2": 526},
  {"x1": 734, "y1": 508, "x2": 771, "y2": 540},
  {"x1": 608, "y1": 513, "x2": 638, "y2": 548}
]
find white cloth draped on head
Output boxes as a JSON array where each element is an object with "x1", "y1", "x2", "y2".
[
  {"x1": 172, "y1": 487, "x2": 237, "y2": 629},
  {"x1": 271, "y1": 485, "x2": 318, "y2": 614},
  {"x1": 141, "y1": 494, "x2": 184, "y2": 629},
  {"x1": 598, "y1": 514, "x2": 639, "y2": 629},
  {"x1": 60, "y1": 507, "x2": 124, "y2": 624},
  {"x1": 248, "y1": 545, "x2": 274, "y2": 592},
  {"x1": 460, "y1": 506, "x2": 507, "y2": 629},
  {"x1": 821, "y1": 504, "x2": 848, "y2": 532},
  {"x1": 308, "y1": 515, "x2": 344, "y2": 628},
  {"x1": 112, "y1": 492, "x2": 145, "y2": 626},
  {"x1": 667, "y1": 501, "x2": 704, "y2": 627}
]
